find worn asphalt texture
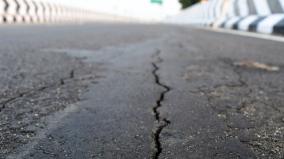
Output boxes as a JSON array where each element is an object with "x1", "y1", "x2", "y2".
[{"x1": 0, "y1": 23, "x2": 283, "y2": 159}]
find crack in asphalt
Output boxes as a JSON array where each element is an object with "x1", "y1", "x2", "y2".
[
  {"x1": 225, "y1": 59, "x2": 282, "y2": 113},
  {"x1": 0, "y1": 70, "x2": 75, "y2": 112},
  {"x1": 36, "y1": 146, "x2": 57, "y2": 157},
  {"x1": 151, "y1": 50, "x2": 171, "y2": 159},
  {"x1": 195, "y1": 59, "x2": 284, "y2": 156},
  {"x1": 195, "y1": 59, "x2": 251, "y2": 129}
]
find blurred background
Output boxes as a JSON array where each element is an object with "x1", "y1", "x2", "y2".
[{"x1": 0, "y1": 0, "x2": 203, "y2": 22}]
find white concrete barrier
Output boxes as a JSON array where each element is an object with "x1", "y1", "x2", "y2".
[
  {"x1": 0, "y1": 0, "x2": 128, "y2": 24},
  {"x1": 0, "y1": 0, "x2": 182, "y2": 24}
]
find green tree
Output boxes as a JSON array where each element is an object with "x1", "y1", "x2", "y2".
[{"x1": 179, "y1": 0, "x2": 200, "y2": 9}]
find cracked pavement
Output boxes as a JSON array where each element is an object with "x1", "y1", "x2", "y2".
[
  {"x1": 0, "y1": 24, "x2": 283, "y2": 159},
  {"x1": 151, "y1": 50, "x2": 171, "y2": 159}
]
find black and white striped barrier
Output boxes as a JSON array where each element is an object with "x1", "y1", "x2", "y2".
[
  {"x1": 217, "y1": 14, "x2": 284, "y2": 35},
  {"x1": 169, "y1": 0, "x2": 284, "y2": 36},
  {"x1": 0, "y1": 0, "x2": 123, "y2": 24},
  {"x1": 223, "y1": 0, "x2": 284, "y2": 17},
  {"x1": 216, "y1": 0, "x2": 284, "y2": 35}
]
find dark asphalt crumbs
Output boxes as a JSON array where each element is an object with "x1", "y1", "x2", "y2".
[{"x1": 0, "y1": 23, "x2": 283, "y2": 159}]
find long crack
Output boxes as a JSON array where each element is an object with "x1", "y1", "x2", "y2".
[{"x1": 151, "y1": 51, "x2": 171, "y2": 159}]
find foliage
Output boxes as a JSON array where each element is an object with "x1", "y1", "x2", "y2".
[{"x1": 179, "y1": 0, "x2": 200, "y2": 9}]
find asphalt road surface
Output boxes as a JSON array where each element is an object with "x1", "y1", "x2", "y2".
[{"x1": 0, "y1": 23, "x2": 283, "y2": 159}]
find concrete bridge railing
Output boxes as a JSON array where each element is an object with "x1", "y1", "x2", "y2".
[{"x1": 0, "y1": 0, "x2": 125, "y2": 24}]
